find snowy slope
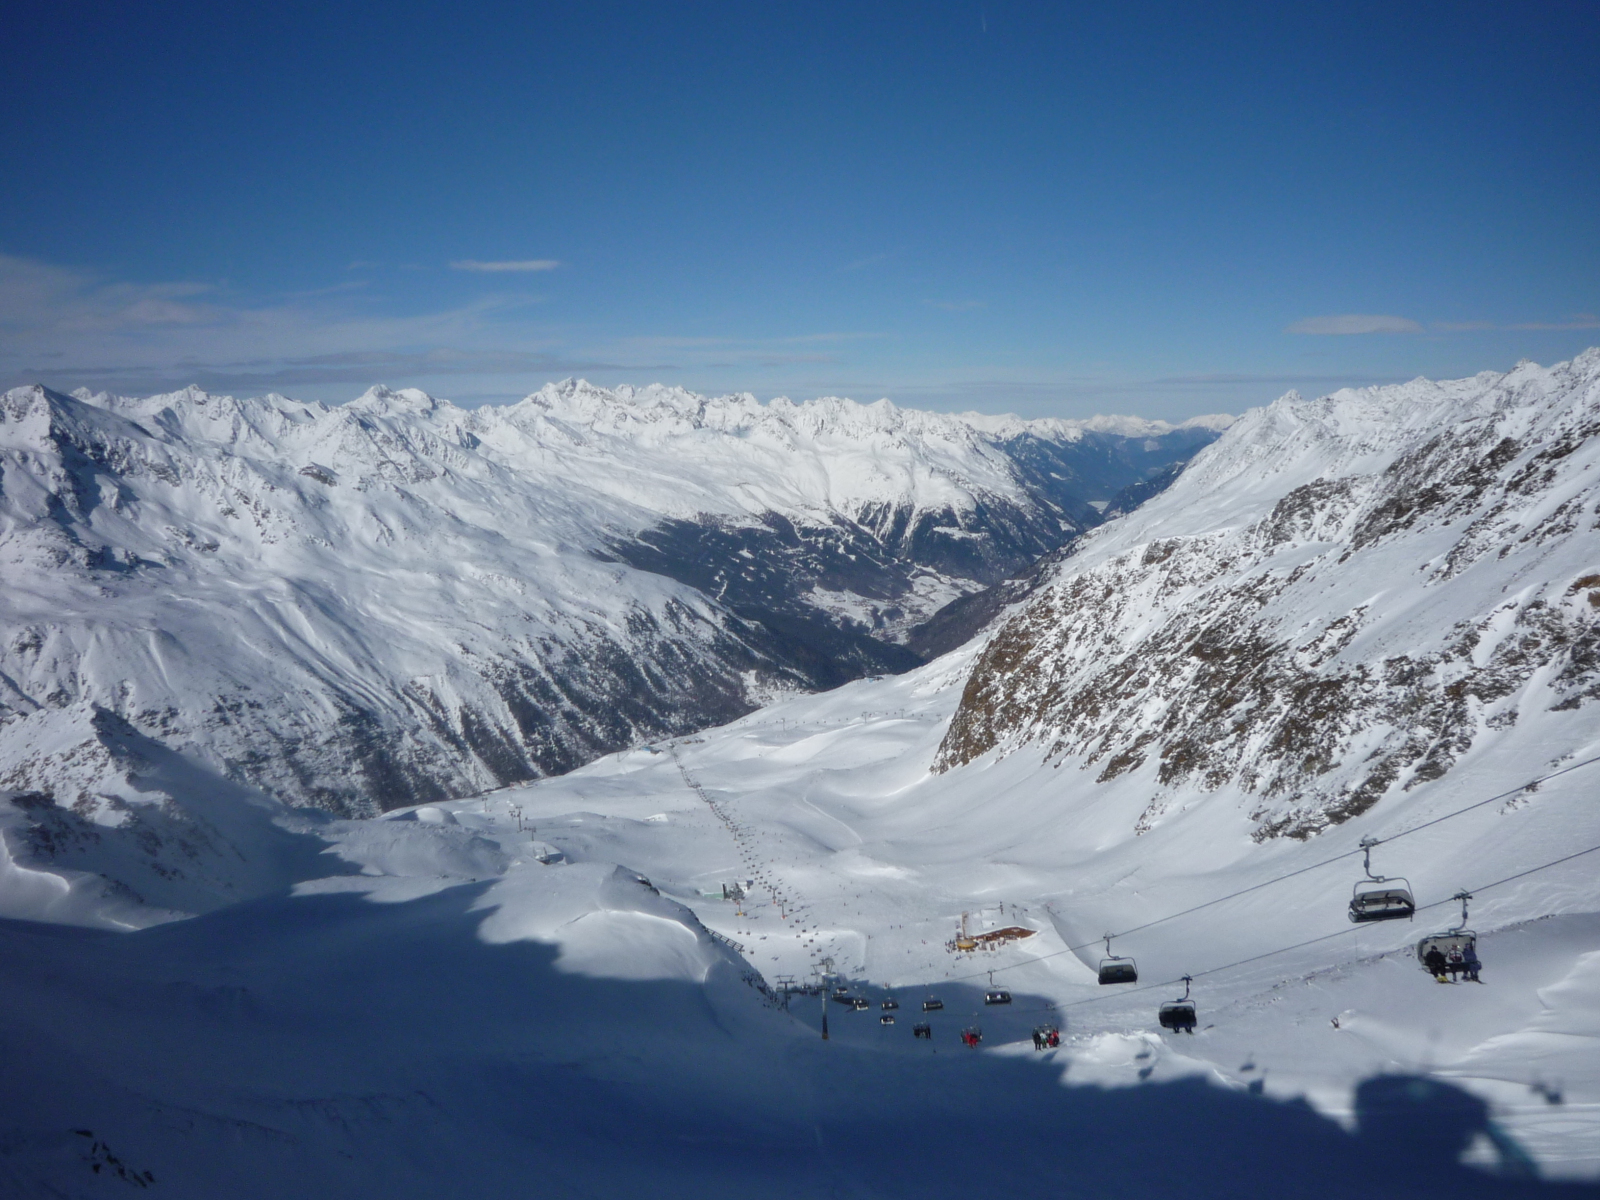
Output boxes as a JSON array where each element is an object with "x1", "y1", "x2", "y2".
[
  {"x1": 0, "y1": 383, "x2": 806, "y2": 818},
  {"x1": 0, "y1": 380, "x2": 1219, "y2": 823},
  {"x1": 942, "y1": 349, "x2": 1600, "y2": 838},
  {"x1": 1, "y1": 358, "x2": 1598, "y2": 1194},
  {"x1": 4, "y1": 641, "x2": 1595, "y2": 1193}
]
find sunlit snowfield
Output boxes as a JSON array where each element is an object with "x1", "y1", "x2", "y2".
[
  {"x1": 456, "y1": 655, "x2": 1600, "y2": 1181},
  {"x1": 6, "y1": 361, "x2": 1600, "y2": 1195},
  {"x1": 5, "y1": 654, "x2": 1599, "y2": 1195}
]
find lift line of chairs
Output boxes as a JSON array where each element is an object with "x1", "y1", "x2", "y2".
[{"x1": 1090, "y1": 836, "x2": 1483, "y2": 1033}]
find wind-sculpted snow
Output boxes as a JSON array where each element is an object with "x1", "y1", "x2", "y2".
[
  {"x1": 939, "y1": 350, "x2": 1600, "y2": 839},
  {"x1": 0, "y1": 378, "x2": 1216, "y2": 823}
]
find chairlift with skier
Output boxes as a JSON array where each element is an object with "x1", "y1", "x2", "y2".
[
  {"x1": 1158, "y1": 975, "x2": 1198, "y2": 1034},
  {"x1": 983, "y1": 971, "x2": 1012, "y2": 1005},
  {"x1": 1416, "y1": 891, "x2": 1481, "y2": 982}
]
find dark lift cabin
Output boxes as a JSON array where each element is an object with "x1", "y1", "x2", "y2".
[
  {"x1": 1348, "y1": 836, "x2": 1415, "y2": 924},
  {"x1": 1098, "y1": 935, "x2": 1138, "y2": 984},
  {"x1": 1158, "y1": 976, "x2": 1198, "y2": 1034}
]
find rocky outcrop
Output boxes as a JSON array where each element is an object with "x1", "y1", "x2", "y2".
[{"x1": 937, "y1": 351, "x2": 1600, "y2": 840}]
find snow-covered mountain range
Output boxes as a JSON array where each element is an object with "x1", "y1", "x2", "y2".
[
  {"x1": 2, "y1": 355, "x2": 1599, "y2": 1194},
  {"x1": 0, "y1": 379, "x2": 1220, "y2": 817}
]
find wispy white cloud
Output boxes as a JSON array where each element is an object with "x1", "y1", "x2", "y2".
[
  {"x1": 1286, "y1": 314, "x2": 1424, "y2": 335},
  {"x1": 1294, "y1": 312, "x2": 1600, "y2": 336},
  {"x1": 0, "y1": 254, "x2": 878, "y2": 399},
  {"x1": 623, "y1": 331, "x2": 886, "y2": 351},
  {"x1": 449, "y1": 259, "x2": 561, "y2": 273},
  {"x1": 1509, "y1": 313, "x2": 1600, "y2": 331}
]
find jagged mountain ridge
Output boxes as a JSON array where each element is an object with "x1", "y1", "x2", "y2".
[
  {"x1": 499, "y1": 380, "x2": 1226, "y2": 643},
  {"x1": 939, "y1": 350, "x2": 1600, "y2": 840},
  {"x1": 0, "y1": 379, "x2": 1221, "y2": 818}
]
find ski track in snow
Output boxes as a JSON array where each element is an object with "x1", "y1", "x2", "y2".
[{"x1": 462, "y1": 659, "x2": 1600, "y2": 1180}]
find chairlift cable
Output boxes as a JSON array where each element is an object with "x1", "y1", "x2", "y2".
[
  {"x1": 938, "y1": 753, "x2": 1600, "y2": 987},
  {"x1": 993, "y1": 838, "x2": 1600, "y2": 1013},
  {"x1": 1375, "y1": 751, "x2": 1600, "y2": 846}
]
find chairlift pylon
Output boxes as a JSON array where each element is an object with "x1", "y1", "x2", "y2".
[
  {"x1": 1098, "y1": 934, "x2": 1138, "y2": 985},
  {"x1": 1158, "y1": 974, "x2": 1198, "y2": 1034},
  {"x1": 1348, "y1": 836, "x2": 1416, "y2": 923},
  {"x1": 1416, "y1": 890, "x2": 1481, "y2": 982}
]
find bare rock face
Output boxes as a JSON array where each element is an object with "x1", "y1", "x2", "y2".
[{"x1": 938, "y1": 350, "x2": 1600, "y2": 840}]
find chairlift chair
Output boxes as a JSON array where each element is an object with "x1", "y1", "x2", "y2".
[
  {"x1": 1348, "y1": 837, "x2": 1416, "y2": 923},
  {"x1": 912, "y1": 1023, "x2": 933, "y2": 1039},
  {"x1": 983, "y1": 973, "x2": 1012, "y2": 1005},
  {"x1": 960, "y1": 1027, "x2": 983, "y2": 1048},
  {"x1": 1032, "y1": 1024, "x2": 1061, "y2": 1050},
  {"x1": 880, "y1": 1014, "x2": 896, "y2": 1026},
  {"x1": 1158, "y1": 976, "x2": 1198, "y2": 1034},
  {"x1": 922, "y1": 997, "x2": 944, "y2": 1012},
  {"x1": 1098, "y1": 935, "x2": 1138, "y2": 985},
  {"x1": 881, "y1": 997, "x2": 900, "y2": 1011},
  {"x1": 851, "y1": 997, "x2": 871, "y2": 1011},
  {"x1": 1416, "y1": 891, "x2": 1480, "y2": 981}
]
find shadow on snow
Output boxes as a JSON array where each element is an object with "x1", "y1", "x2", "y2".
[{"x1": 0, "y1": 882, "x2": 1593, "y2": 1199}]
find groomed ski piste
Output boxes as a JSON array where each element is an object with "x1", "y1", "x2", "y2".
[
  {"x1": 7, "y1": 656, "x2": 1595, "y2": 1198},
  {"x1": 4, "y1": 356, "x2": 1600, "y2": 1197}
]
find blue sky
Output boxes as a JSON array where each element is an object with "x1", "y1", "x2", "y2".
[{"x1": 3, "y1": 0, "x2": 1597, "y2": 419}]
